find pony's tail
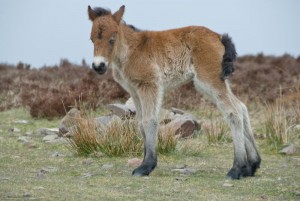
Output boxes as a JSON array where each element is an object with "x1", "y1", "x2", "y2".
[{"x1": 220, "y1": 34, "x2": 237, "y2": 80}]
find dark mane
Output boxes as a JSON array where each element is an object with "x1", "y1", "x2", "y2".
[
  {"x1": 92, "y1": 7, "x2": 111, "y2": 17},
  {"x1": 126, "y1": 24, "x2": 142, "y2": 32}
]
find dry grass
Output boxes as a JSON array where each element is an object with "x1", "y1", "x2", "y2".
[
  {"x1": 201, "y1": 114, "x2": 231, "y2": 145},
  {"x1": 67, "y1": 113, "x2": 178, "y2": 157},
  {"x1": 264, "y1": 86, "x2": 300, "y2": 152}
]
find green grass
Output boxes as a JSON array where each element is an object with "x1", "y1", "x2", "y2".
[{"x1": 0, "y1": 108, "x2": 300, "y2": 200}]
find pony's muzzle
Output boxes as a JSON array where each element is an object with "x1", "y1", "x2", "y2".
[{"x1": 92, "y1": 62, "x2": 107, "y2": 74}]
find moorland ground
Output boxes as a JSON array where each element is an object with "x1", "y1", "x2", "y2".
[{"x1": 0, "y1": 54, "x2": 299, "y2": 200}]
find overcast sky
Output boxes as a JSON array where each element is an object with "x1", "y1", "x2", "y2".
[{"x1": 0, "y1": 0, "x2": 299, "y2": 68}]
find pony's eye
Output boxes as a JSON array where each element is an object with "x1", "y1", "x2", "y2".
[
  {"x1": 109, "y1": 33, "x2": 116, "y2": 46},
  {"x1": 109, "y1": 39, "x2": 115, "y2": 46}
]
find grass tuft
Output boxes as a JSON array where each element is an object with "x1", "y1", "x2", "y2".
[
  {"x1": 201, "y1": 113, "x2": 231, "y2": 144},
  {"x1": 67, "y1": 110, "x2": 177, "y2": 157},
  {"x1": 264, "y1": 86, "x2": 300, "y2": 152}
]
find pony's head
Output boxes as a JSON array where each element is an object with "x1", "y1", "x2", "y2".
[{"x1": 88, "y1": 5, "x2": 125, "y2": 74}]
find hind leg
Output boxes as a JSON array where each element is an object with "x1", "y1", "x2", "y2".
[
  {"x1": 216, "y1": 94, "x2": 250, "y2": 179},
  {"x1": 194, "y1": 77, "x2": 252, "y2": 179},
  {"x1": 240, "y1": 103, "x2": 261, "y2": 176},
  {"x1": 218, "y1": 81, "x2": 261, "y2": 178}
]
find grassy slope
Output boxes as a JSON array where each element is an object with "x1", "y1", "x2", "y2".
[{"x1": 0, "y1": 108, "x2": 299, "y2": 200}]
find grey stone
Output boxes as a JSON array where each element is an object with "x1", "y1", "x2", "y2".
[
  {"x1": 170, "y1": 107, "x2": 185, "y2": 115},
  {"x1": 59, "y1": 108, "x2": 81, "y2": 136},
  {"x1": 223, "y1": 182, "x2": 234, "y2": 187},
  {"x1": 24, "y1": 131, "x2": 33, "y2": 136},
  {"x1": 96, "y1": 115, "x2": 120, "y2": 126},
  {"x1": 279, "y1": 144, "x2": 299, "y2": 155},
  {"x1": 36, "y1": 128, "x2": 59, "y2": 136},
  {"x1": 106, "y1": 104, "x2": 135, "y2": 118},
  {"x1": 9, "y1": 127, "x2": 21, "y2": 133},
  {"x1": 46, "y1": 138, "x2": 67, "y2": 144},
  {"x1": 102, "y1": 164, "x2": 114, "y2": 169},
  {"x1": 51, "y1": 152, "x2": 65, "y2": 157},
  {"x1": 159, "y1": 109, "x2": 175, "y2": 124},
  {"x1": 14, "y1": 120, "x2": 29, "y2": 124},
  {"x1": 125, "y1": 97, "x2": 136, "y2": 114},
  {"x1": 82, "y1": 158, "x2": 93, "y2": 165},
  {"x1": 294, "y1": 190, "x2": 300, "y2": 196},
  {"x1": 171, "y1": 167, "x2": 197, "y2": 175},
  {"x1": 42, "y1": 134, "x2": 59, "y2": 142},
  {"x1": 168, "y1": 114, "x2": 197, "y2": 138},
  {"x1": 17, "y1": 136, "x2": 31, "y2": 143}
]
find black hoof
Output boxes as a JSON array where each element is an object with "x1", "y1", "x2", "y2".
[
  {"x1": 226, "y1": 165, "x2": 252, "y2": 180},
  {"x1": 249, "y1": 159, "x2": 261, "y2": 176},
  {"x1": 132, "y1": 163, "x2": 156, "y2": 176}
]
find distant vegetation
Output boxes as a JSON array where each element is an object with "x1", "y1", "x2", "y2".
[{"x1": 1, "y1": 54, "x2": 299, "y2": 118}]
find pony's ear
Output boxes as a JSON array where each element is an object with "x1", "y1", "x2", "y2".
[
  {"x1": 113, "y1": 5, "x2": 125, "y2": 24},
  {"x1": 88, "y1": 5, "x2": 97, "y2": 21}
]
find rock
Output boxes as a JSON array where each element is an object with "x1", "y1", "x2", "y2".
[
  {"x1": 294, "y1": 190, "x2": 300, "y2": 196},
  {"x1": 223, "y1": 182, "x2": 234, "y2": 187},
  {"x1": 42, "y1": 134, "x2": 59, "y2": 142},
  {"x1": 63, "y1": 132, "x2": 73, "y2": 138},
  {"x1": 294, "y1": 125, "x2": 300, "y2": 131},
  {"x1": 102, "y1": 164, "x2": 114, "y2": 169},
  {"x1": 8, "y1": 127, "x2": 21, "y2": 133},
  {"x1": 23, "y1": 192, "x2": 32, "y2": 198},
  {"x1": 46, "y1": 138, "x2": 66, "y2": 144},
  {"x1": 58, "y1": 108, "x2": 82, "y2": 136},
  {"x1": 36, "y1": 128, "x2": 59, "y2": 136},
  {"x1": 125, "y1": 97, "x2": 136, "y2": 114},
  {"x1": 40, "y1": 166, "x2": 58, "y2": 173},
  {"x1": 175, "y1": 164, "x2": 187, "y2": 169},
  {"x1": 0, "y1": 177, "x2": 10, "y2": 181},
  {"x1": 159, "y1": 109, "x2": 175, "y2": 124},
  {"x1": 128, "y1": 158, "x2": 142, "y2": 167},
  {"x1": 51, "y1": 152, "x2": 65, "y2": 157},
  {"x1": 81, "y1": 172, "x2": 92, "y2": 178},
  {"x1": 171, "y1": 167, "x2": 197, "y2": 175},
  {"x1": 279, "y1": 144, "x2": 299, "y2": 155},
  {"x1": 17, "y1": 136, "x2": 31, "y2": 143},
  {"x1": 107, "y1": 103, "x2": 135, "y2": 118},
  {"x1": 167, "y1": 114, "x2": 197, "y2": 138},
  {"x1": 37, "y1": 170, "x2": 46, "y2": 179},
  {"x1": 25, "y1": 142, "x2": 38, "y2": 149},
  {"x1": 24, "y1": 131, "x2": 33, "y2": 136},
  {"x1": 14, "y1": 120, "x2": 29, "y2": 124},
  {"x1": 170, "y1": 107, "x2": 185, "y2": 115},
  {"x1": 82, "y1": 158, "x2": 93, "y2": 165},
  {"x1": 96, "y1": 115, "x2": 120, "y2": 126}
]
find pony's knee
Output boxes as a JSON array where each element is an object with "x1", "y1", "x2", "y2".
[{"x1": 142, "y1": 118, "x2": 158, "y2": 131}]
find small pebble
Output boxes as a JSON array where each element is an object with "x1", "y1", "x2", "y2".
[{"x1": 223, "y1": 182, "x2": 234, "y2": 187}]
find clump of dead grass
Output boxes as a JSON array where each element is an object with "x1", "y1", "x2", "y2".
[
  {"x1": 264, "y1": 86, "x2": 300, "y2": 152},
  {"x1": 67, "y1": 112, "x2": 178, "y2": 157}
]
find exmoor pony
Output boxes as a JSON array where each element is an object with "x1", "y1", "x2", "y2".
[{"x1": 87, "y1": 5, "x2": 261, "y2": 179}]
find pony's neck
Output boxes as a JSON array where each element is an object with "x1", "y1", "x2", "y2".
[{"x1": 113, "y1": 24, "x2": 139, "y2": 67}]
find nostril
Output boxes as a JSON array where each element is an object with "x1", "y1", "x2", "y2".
[
  {"x1": 99, "y1": 62, "x2": 105, "y2": 68},
  {"x1": 92, "y1": 62, "x2": 96, "y2": 69}
]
